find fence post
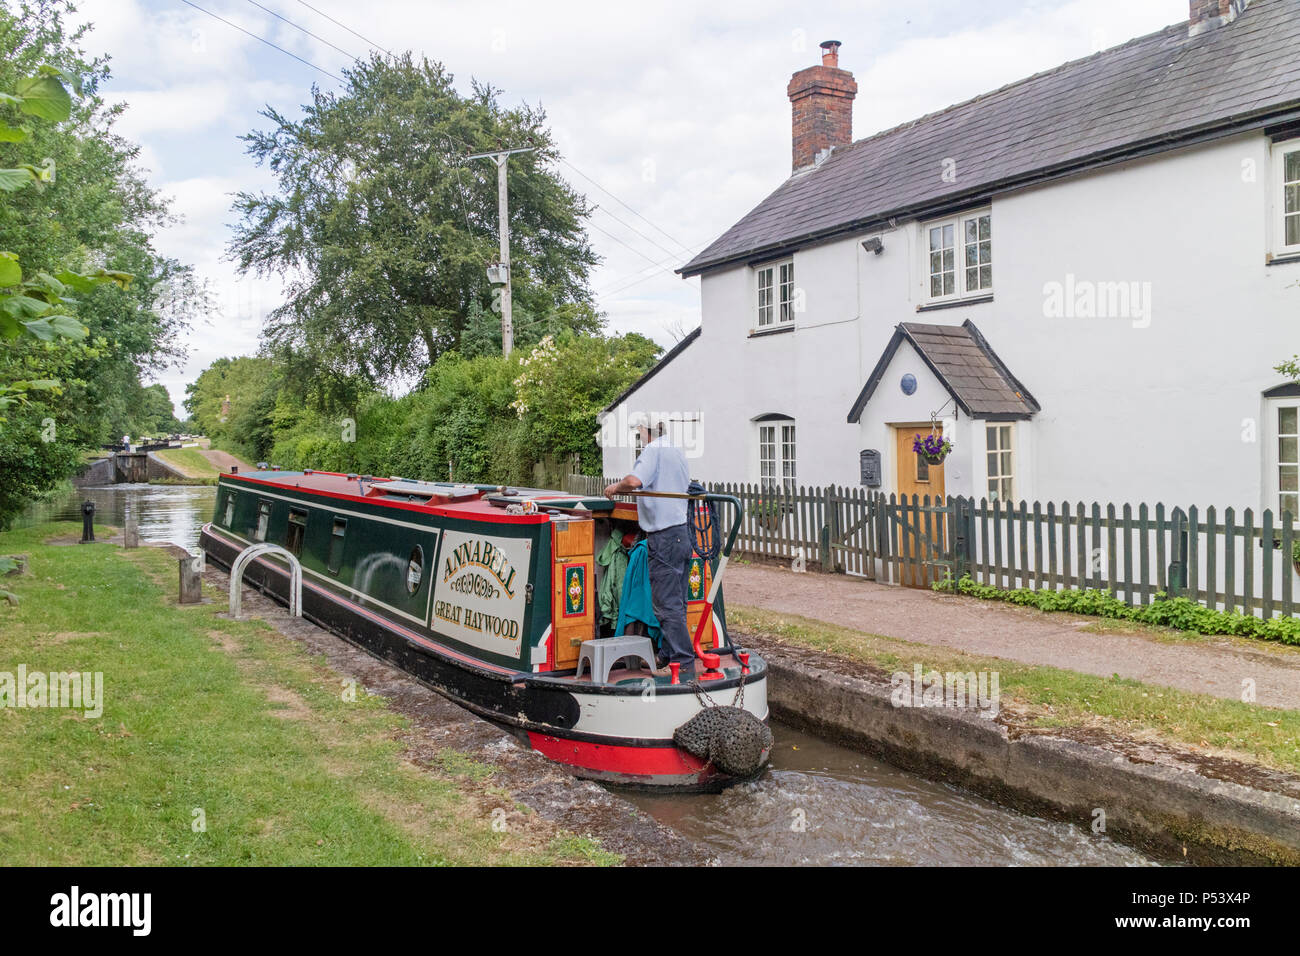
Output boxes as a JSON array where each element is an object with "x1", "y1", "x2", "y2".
[
  {"x1": 951, "y1": 496, "x2": 968, "y2": 581},
  {"x1": 876, "y1": 493, "x2": 894, "y2": 585},
  {"x1": 819, "y1": 485, "x2": 833, "y2": 569},
  {"x1": 1168, "y1": 507, "x2": 1187, "y2": 597}
]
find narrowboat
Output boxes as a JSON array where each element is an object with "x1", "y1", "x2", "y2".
[{"x1": 199, "y1": 469, "x2": 770, "y2": 789}]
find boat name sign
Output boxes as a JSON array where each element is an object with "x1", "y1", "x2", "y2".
[{"x1": 433, "y1": 530, "x2": 530, "y2": 656}]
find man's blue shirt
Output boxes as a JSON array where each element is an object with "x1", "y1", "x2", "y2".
[{"x1": 631, "y1": 436, "x2": 689, "y2": 531}]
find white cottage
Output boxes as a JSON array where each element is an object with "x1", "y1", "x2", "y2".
[{"x1": 601, "y1": 0, "x2": 1300, "y2": 516}]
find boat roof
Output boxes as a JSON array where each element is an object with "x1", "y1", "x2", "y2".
[{"x1": 221, "y1": 469, "x2": 626, "y2": 524}]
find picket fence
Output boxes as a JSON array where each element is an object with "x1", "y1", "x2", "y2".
[{"x1": 565, "y1": 474, "x2": 1300, "y2": 619}]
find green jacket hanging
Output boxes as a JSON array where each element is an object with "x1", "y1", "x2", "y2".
[
  {"x1": 615, "y1": 539, "x2": 659, "y2": 641},
  {"x1": 596, "y1": 535, "x2": 629, "y2": 628}
]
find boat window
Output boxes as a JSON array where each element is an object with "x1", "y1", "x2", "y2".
[
  {"x1": 222, "y1": 493, "x2": 234, "y2": 527},
  {"x1": 406, "y1": 545, "x2": 424, "y2": 595},
  {"x1": 286, "y1": 508, "x2": 308, "y2": 557},
  {"x1": 327, "y1": 518, "x2": 347, "y2": 574},
  {"x1": 254, "y1": 500, "x2": 271, "y2": 542}
]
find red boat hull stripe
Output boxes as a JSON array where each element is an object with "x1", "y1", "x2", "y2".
[{"x1": 527, "y1": 732, "x2": 710, "y2": 776}]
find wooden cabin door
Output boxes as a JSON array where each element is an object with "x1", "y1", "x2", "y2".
[{"x1": 894, "y1": 426, "x2": 946, "y2": 587}]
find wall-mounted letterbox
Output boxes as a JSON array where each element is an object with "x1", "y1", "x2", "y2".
[{"x1": 859, "y1": 449, "x2": 881, "y2": 487}]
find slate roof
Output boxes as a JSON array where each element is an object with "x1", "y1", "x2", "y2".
[
  {"x1": 600, "y1": 326, "x2": 701, "y2": 414},
  {"x1": 847, "y1": 320, "x2": 1040, "y2": 422},
  {"x1": 682, "y1": 0, "x2": 1300, "y2": 277}
]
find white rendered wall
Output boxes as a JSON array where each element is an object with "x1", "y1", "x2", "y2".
[{"x1": 606, "y1": 130, "x2": 1300, "y2": 514}]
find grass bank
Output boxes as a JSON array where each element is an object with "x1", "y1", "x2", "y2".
[
  {"x1": 0, "y1": 522, "x2": 618, "y2": 866},
  {"x1": 152, "y1": 446, "x2": 223, "y2": 480},
  {"x1": 729, "y1": 605, "x2": 1300, "y2": 776}
]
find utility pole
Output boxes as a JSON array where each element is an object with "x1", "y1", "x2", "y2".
[{"x1": 466, "y1": 145, "x2": 534, "y2": 356}]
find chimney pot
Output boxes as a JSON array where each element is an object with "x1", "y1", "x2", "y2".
[{"x1": 820, "y1": 40, "x2": 841, "y2": 67}]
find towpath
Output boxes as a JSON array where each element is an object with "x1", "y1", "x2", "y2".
[
  {"x1": 726, "y1": 561, "x2": 1300, "y2": 710},
  {"x1": 199, "y1": 448, "x2": 253, "y2": 473}
]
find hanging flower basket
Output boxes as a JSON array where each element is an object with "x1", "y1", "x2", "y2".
[{"x1": 913, "y1": 433, "x2": 953, "y2": 466}]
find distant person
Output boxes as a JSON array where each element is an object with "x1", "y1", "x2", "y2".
[{"x1": 605, "y1": 414, "x2": 694, "y2": 676}]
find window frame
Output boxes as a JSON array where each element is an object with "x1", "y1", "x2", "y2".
[
  {"x1": 1268, "y1": 398, "x2": 1300, "y2": 518},
  {"x1": 922, "y1": 208, "x2": 993, "y2": 302},
  {"x1": 285, "y1": 507, "x2": 308, "y2": 557},
  {"x1": 755, "y1": 258, "x2": 795, "y2": 328},
  {"x1": 253, "y1": 499, "x2": 272, "y2": 542},
  {"x1": 1272, "y1": 138, "x2": 1300, "y2": 257},
  {"x1": 985, "y1": 423, "x2": 1016, "y2": 504},
  {"x1": 757, "y1": 418, "x2": 797, "y2": 492},
  {"x1": 327, "y1": 517, "x2": 347, "y2": 575}
]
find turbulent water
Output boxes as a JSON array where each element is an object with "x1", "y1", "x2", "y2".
[
  {"x1": 17, "y1": 483, "x2": 1156, "y2": 866},
  {"x1": 628, "y1": 722, "x2": 1156, "y2": 866}
]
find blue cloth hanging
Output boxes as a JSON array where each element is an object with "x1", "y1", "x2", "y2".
[{"x1": 614, "y1": 539, "x2": 660, "y2": 642}]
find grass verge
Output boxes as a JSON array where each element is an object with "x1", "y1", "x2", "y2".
[
  {"x1": 933, "y1": 573, "x2": 1300, "y2": 646},
  {"x1": 730, "y1": 605, "x2": 1300, "y2": 776},
  {"x1": 0, "y1": 521, "x2": 619, "y2": 866}
]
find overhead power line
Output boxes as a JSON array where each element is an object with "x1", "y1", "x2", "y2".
[
  {"x1": 598, "y1": 258, "x2": 697, "y2": 298},
  {"x1": 587, "y1": 220, "x2": 664, "y2": 268},
  {"x1": 187, "y1": 0, "x2": 704, "y2": 299},
  {"x1": 244, "y1": 0, "x2": 361, "y2": 61},
  {"x1": 595, "y1": 235, "x2": 709, "y2": 295},
  {"x1": 559, "y1": 158, "x2": 695, "y2": 258},
  {"x1": 180, "y1": 0, "x2": 343, "y2": 81},
  {"x1": 592, "y1": 203, "x2": 688, "y2": 263},
  {"x1": 294, "y1": 0, "x2": 393, "y2": 55}
]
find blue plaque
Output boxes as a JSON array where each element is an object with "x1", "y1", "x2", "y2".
[{"x1": 900, "y1": 373, "x2": 917, "y2": 395}]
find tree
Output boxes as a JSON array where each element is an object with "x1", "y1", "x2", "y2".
[
  {"x1": 229, "y1": 53, "x2": 599, "y2": 390},
  {"x1": 1, "y1": 1, "x2": 200, "y2": 434},
  {"x1": 130, "y1": 383, "x2": 181, "y2": 436},
  {"x1": 510, "y1": 331, "x2": 662, "y2": 474},
  {"x1": 184, "y1": 356, "x2": 277, "y2": 436}
]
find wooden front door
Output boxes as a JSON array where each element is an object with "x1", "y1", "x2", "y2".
[{"x1": 894, "y1": 426, "x2": 946, "y2": 587}]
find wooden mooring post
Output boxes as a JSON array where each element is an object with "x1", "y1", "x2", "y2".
[{"x1": 179, "y1": 553, "x2": 203, "y2": 604}]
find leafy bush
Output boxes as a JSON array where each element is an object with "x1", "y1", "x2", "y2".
[
  {"x1": 228, "y1": 329, "x2": 660, "y2": 488},
  {"x1": 932, "y1": 573, "x2": 1300, "y2": 646}
]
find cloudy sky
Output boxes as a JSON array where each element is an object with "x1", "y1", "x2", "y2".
[{"x1": 68, "y1": 0, "x2": 1190, "y2": 415}]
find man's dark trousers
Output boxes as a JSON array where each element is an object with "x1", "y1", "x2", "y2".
[{"x1": 647, "y1": 523, "x2": 693, "y2": 666}]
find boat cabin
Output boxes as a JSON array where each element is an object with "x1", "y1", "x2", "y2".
[{"x1": 207, "y1": 469, "x2": 721, "y2": 674}]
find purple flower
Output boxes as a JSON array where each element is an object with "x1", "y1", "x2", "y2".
[{"x1": 912, "y1": 433, "x2": 953, "y2": 457}]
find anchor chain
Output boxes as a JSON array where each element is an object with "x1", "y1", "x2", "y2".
[{"x1": 687, "y1": 665, "x2": 746, "y2": 710}]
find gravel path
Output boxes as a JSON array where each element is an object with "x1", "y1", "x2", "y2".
[{"x1": 726, "y1": 561, "x2": 1300, "y2": 710}]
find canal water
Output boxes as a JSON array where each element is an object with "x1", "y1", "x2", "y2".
[
  {"x1": 16, "y1": 483, "x2": 1155, "y2": 866},
  {"x1": 16, "y1": 483, "x2": 217, "y2": 552},
  {"x1": 629, "y1": 722, "x2": 1152, "y2": 865}
]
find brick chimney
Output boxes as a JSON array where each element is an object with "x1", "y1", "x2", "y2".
[
  {"x1": 1189, "y1": 0, "x2": 1249, "y2": 36},
  {"x1": 787, "y1": 40, "x2": 857, "y2": 172}
]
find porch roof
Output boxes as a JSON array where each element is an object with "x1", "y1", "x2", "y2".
[{"x1": 847, "y1": 320, "x2": 1039, "y2": 423}]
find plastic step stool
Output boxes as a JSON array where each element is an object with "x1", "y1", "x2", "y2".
[{"x1": 575, "y1": 635, "x2": 657, "y2": 683}]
